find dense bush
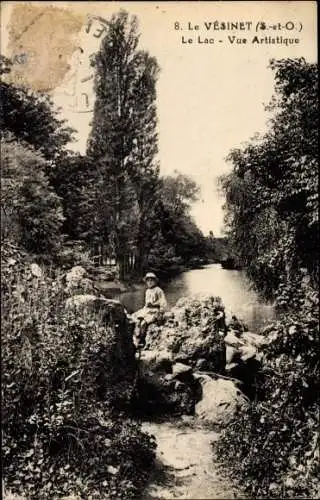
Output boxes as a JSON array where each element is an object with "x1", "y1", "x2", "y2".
[
  {"x1": 1, "y1": 54, "x2": 74, "y2": 161},
  {"x1": 215, "y1": 289, "x2": 319, "y2": 498},
  {"x1": 1, "y1": 241, "x2": 156, "y2": 499},
  {"x1": 216, "y1": 58, "x2": 319, "y2": 498},
  {"x1": 220, "y1": 58, "x2": 318, "y2": 300},
  {"x1": 1, "y1": 136, "x2": 65, "y2": 255}
]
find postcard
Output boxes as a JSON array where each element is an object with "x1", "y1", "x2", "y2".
[{"x1": 1, "y1": 2, "x2": 318, "y2": 500}]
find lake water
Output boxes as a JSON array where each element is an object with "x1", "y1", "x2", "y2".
[{"x1": 118, "y1": 264, "x2": 276, "y2": 331}]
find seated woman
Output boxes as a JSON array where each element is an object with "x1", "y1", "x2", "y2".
[{"x1": 132, "y1": 272, "x2": 167, "y2": 348}]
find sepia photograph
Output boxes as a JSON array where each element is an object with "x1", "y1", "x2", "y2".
[{"x1": 1, "y1": 1, "x2": 318, "y2": 499}]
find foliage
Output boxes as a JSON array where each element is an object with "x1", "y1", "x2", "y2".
[
  {"x1": 160, "y1": 172, "x2": 200, "y2": 216},
  {"x1": 84, "y1": 11, "x2": 207, "y2": 275},
  {"x1": 144, "y1": 174, "x2": 207, "y2": 278},
  {"x1": 215, "y1": 292, "x2": 319, "y2": 498},
  {"x1": 220, "y1": 58, "x2": 318, "y2": 300},
  {"x1": 86, "y1": 10, "x2": 160, "y2": 264},
  {"x1": 0, "y1": 54, "x2": 78, "y2": 258},
  {"x1": 216, "y1": 58, "x2": 319, "y2": 499},
  {"x1": 1, "y1": 135, "x2": 65, "y2": 254},
  {"x1": 49, "y1": 154, "x2": 99, "y2": 241},
  {"x1": 1, "y1": 241, "x2": 156, "y2": 499},
  {"x1": 205, "y1": 233, "x2": 230, "y2": 262},
  {"x1": 1, "y1": 16, "x2": 207, "y2": 277},
  {"x1": 0, "y1": 55, "x2": 74, "y2": 161}
]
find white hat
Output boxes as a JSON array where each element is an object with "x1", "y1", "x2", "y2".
[{"x1": 144, "y1": 272, "x2": 158, "y2": 282}]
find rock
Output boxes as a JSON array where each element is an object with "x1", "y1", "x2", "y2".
[
  {"x1": 143, "y1": 295, "x2": 227, "y2": 373},
  {"x1": 163, "y1": 311, "x2": 175, "y2": 321},
  {"x1": 149, "y1": 357, "x2": 173, "y2": 374},
  {"x1": 242, "y1": 331, "x2": 268, "y2": 348},
  {"x1": 65, "y1": 293, "x2": 97, "y2": 309},
  {"x1": 224, "y1": 331, "x2": 265, "y2": 365},
  {"x1": 226, "y1": 357, "x2": 264, "y2": 400},
  {"x1": 194, "y1": 375, "x2": 248, "y2": 426},
  {"x1": 30, "y1": 263, "x2": 42, "y2": 278},
  {"x1": 79, "y1": 277, "x2": 95, "y2": 291},
  {"x1": 107, "y1": 465, "x2": 119, "y2": 475},
  {"x1": 226, "y1": 345, "x2": 238, "y2": 365},
  {"x1": 195, "y1": 358, "x2": 211, "y2": 371},
  {"x1": 224, "y1": 331, "x2": 244, "y2": 348},
  {"x1": 65, "y1": 295, "x2": 128, "y2": 327},
  {"x1": 172, "y1": 362, "x2": 193, "y2": 377},
  {"x1": 170, "y1": 306, "x2": 187, "y2": 324},
  {"x1": 141, "y1": 350, "x2": 174, "y2": 373},
  {"x1": 134, "y1": 295, "x2": 265, "y2": 418},
  {"x1": 134, "y1": 371, "x2": 195, "y2": 417},
  {"x1": 176, "y1": 325, "x2": 226, "y2": 371},
  {"x1": 239, "y1": 344, "x2": 257, "y2": 362},
  {"x1": 171, "y1": 362, "x2": 194, "y2": 384}
]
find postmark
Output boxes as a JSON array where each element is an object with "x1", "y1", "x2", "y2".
[
  {"x1": 3, "y1": 3, "x2": 84, "y2": 92},
  {"x1": 54, "y1": 14, "x2": 110, "y2": 113}
]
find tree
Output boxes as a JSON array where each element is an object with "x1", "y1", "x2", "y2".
[
  {"x1": 216, "y1": 59, "x2": 319, "y2": 500},
  {"x1": 220, "y1": 58, "x2": 318, "y2": 300},
  {"x1": 1, "y1": 55, "x2": 74, "y2": 162},
  {"x1": 160, "y1": 172, "x2": 200, "y2": 216},
  {"x1": 1, "y1": 134, "x2": 65, "y2": 254},
  {"x1": 50, "y1": 154, "x2": 98, "y2": 241},
  {"x1": 143, "y1": 173, "x2": 207, "y2": 277},
  {"x1": 86, "y1": 11, "x2": 160, "y2": 269}
]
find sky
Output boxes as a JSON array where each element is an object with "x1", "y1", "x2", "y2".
[{"x1": 1, "y1": 1, "x2": 317, "y2": 235}]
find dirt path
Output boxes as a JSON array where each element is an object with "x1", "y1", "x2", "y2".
[{"x1": 141, "y1": 420, "x2": 245, "y2": 500}]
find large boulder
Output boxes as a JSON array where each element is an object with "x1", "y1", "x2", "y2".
[
  {"x1": 65, "y1": 294, "x2": 128, "y2": 325},
  {"x1": 144, "y1": 295, "x2": 227, "y2": 372},
  {"x1": 65, "y1": 265, "x2": 86, "y2": 282},
  {"x1": 132, "y1": 295, "x2": 228, "y2": 418},
  {"x1": 134, "y1": 368, "x2": 197, "y2": 418},
  {"x1": 135, "y1": 350, "x2": 201, "y2": 418},
  {"x1": 194, "y1": 374, "x2": 248, "y2": 426},
  {"x1": 134, "y1": 295, "x2": 268, "y2": 417}
]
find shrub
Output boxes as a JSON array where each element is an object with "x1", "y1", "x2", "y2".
[
  {"x1": 1, "y1": 136, "x2": 65, "y2": 255},
  {"x1": 1, "y1": 241, "x2": 156, "y2": 499},
  {"x1": 215, "y1": 289, "x2": 319, "y2": 498}
]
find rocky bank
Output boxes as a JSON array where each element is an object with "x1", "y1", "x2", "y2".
[{"x1": 63, "y1": 267, "x2": 269, "y2": 499}]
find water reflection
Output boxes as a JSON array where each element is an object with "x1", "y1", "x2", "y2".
[{"x1": 119, "y1": 264, "x2": 276, "y2": 331}]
